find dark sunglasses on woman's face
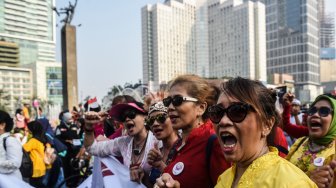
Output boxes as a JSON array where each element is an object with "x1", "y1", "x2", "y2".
[
  {"x1": 308, "y1": 106, "x2": 333, "y2": 117},
  {"x1": 120, "y1": 110, "x2": 137, "y2": 122},
  {"x1": 146, "y1": 113, "x2": 168, "y2": 127},
  {"x1": 208, "y1": 103, "x2": 252, "y2": 124},
  {"x1": 162, "y1": 95, "x2": 198, "y2": 107}
]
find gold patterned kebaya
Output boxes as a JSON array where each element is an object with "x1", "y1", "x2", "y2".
[{"x1": 215, "y1": 147, "x2": 317, "y2": 188}]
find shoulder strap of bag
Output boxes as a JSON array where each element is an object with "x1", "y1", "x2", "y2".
[
  {"x1": 45, "y1": 133, "x2": 54, "y2": 140},
  {"x1": 276, "y1": 145, "x2": 289, "y2": 155},
  {"x1": 206, "y1": 134, "x2": 217, "y2": 187},
  {"x1": 3, "y1": 136, "x2": 9, "y2": 151}
]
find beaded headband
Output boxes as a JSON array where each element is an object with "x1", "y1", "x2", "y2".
[{"x1": 148, "y1": 101, "x2": 168, "y2": 115}]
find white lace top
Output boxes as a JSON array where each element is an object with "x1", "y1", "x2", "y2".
[{"x1": 87, "y1": 131, "x2": 158, "y2": 173}]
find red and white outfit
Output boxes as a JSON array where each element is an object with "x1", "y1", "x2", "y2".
[{"x1": 163, "y1": 120, "x2": 230, "y2": 188}]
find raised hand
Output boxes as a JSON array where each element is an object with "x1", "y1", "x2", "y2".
[
  {"x1": 84, "y1": 111, "x2": 108, "y2": 127},
  {"x1": 310, "y1": 160, "x2": 336, "y2": 188},
  {"x1": 147, "y1": 142, "x2": 166, "y2": 171},
  {"x1": 154, "y1": 173, "x2": 180, "y2": 188},
  {"x1": 282, "y1": 92, "x2": 295, "y2": 106}
]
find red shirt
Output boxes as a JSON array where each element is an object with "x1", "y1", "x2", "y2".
[
  {"x1": 163, "y1": 120, "x2": 230, "y2": 188},
  {"x1": 93, "y1": 122, "x2": 104, "y2": 138},
  {"x1": 108, "y1": 126, "x2": 123, "y2": 140},
  {"x1": 274, "y1": 127, "x2": 288, "y2": 158},
  {"x1": 282, "y1": 105, "x2": 308, "y2": 138}
]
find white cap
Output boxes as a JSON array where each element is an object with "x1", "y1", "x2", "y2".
[{"x1": 292, "y1": 99, "x2": 301, "y2": 106}]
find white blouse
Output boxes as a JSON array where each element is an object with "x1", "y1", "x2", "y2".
[{"x1": 87, "y1": 131, "x2": 157, "y2": 173}]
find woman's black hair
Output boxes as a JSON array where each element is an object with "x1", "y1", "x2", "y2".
[
  {"x1": 111, "y1": 95, "x2": 136, "y2": 106},
  {"x1": 220, "y1": 77, "x2": 280, "y2": 146},
  {"x1": 0, "y1": 110, "x2": 14, "y2": 132},
  {"x1": 15, "y1": 108, "x2": 23, "y2": 115},
  {"x1": 104, "y1": 118, "x2": 116, "y2": 138},
  {"x1": 27, "y1": 121, "x2": 46, "y2": 144}
]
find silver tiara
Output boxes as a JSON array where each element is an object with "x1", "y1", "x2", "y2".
[{"x1": 148, "y1": 101, "x2": 168, "y2": 115}]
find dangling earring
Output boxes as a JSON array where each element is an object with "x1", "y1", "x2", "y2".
[{"x1": 198, "y1": 115, "x2": 202, "y2": 126}]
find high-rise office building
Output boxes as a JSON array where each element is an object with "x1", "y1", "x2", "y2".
[
  {"x1": 0, "y1": 0, "x2": 56, "y2": 64},
  {"x1": 22, "y1": 61, "x2": 63, "y2": 105},
  {"x1": 265, "y1": 0, "x2": 321, "y2": 102},
  {"x1": 208, "y1": 0, "x2": 267, "y2": 82},
  {"x1": 318, "y1": 0, "x2": 335, "y2": 49},
  {"x1": 142, "y1": 0, "x2": 196, "y2": 91},
  {"x1": 0, "y1": 66, "x2": 32, "y2": 114},
  {"x1": 0, "y1": 40, "x2": 19, "y2": 66},
  {"x1": 195, "y1": 0, "x2": 209, "y2": 78}
]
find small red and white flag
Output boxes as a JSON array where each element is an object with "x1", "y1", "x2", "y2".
[
  {"x1": 88, "y1": 97, "x2": 97, "y2": 104},
  {"x1": 88, "y1": 97, "x2": 99, "y2": 109}
]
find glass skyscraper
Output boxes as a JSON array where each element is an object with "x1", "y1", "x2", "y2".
[
  {"x1": 265, "y1": 0, "x2": 320, "y2": 102},
  {"x1": 0, "y1": 0, "x2": 56, "y2": 64}
]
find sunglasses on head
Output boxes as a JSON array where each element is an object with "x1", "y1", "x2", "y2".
[
  {"x1": 146, "y1": 113, "x2": 168, "y2": 127},
  {"x1": 208, "y1": 103, "x2": 252, "y2": 124},
  {"x1": 120, "y1": 110, "x2": 137, "y2": 122},
  {"x1": 162, "y1": 95, "x2": 198, "y2": 107},
  {"x1": 308, "y1": 106, "x2": 333, "y2": 117}
]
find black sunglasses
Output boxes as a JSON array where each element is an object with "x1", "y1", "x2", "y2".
[
  {"x1": 208, "y1": 103, "x2": 252, "y2": 124},
  {"x1": 162, "y1": 95, "x2": 198, "y2": 107},
  {"x1": 308, "y1": 106, "x2": 333, "y2": 117},
  {"x1": 146, "y1": 113, "x2": 168, "y2": 127},
  {"x1": 120, "y1": 110, "x2": 137, "y2": 122}
]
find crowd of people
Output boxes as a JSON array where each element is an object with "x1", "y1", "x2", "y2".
[
  {"x1": 0, "y1": 104, "x2": 90, "y2": 187},
  {"x1": 1, "y1": 74, "x2": 336, "y2": 188}
]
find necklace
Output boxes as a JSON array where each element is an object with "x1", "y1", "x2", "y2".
[
  {"x1": 165, "y1": 137, "x2": 182, "y2": 165},
  {"x1": 308, "y1": 141, "x2": 326, "y2": 153},
  {"x1": 132, "y1": 131, "x2": 149, "y2": 156},
  {"x1": 296, "y1": 140, "x2": 333, "y2": 173}
]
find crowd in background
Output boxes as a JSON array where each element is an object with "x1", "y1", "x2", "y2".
[{"x1": 1, "y1": 74, "x2": 336, "y2": 188}]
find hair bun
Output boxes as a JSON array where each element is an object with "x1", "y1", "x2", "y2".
[{"x1": 268, "y1": 88, "x2": 278, "y2": 104}]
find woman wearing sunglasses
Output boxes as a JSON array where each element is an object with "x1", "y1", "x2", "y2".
[
  {"x1": 212, "y1": 77, "x2": 316, "y2": 188},
  {"x1": 146, "y1": 102, "x2": 180, "y2": 184},
  {"x1": 287, "y1": 94, "x2": 336, "y2": 188},
  {"x1": 83, "y1": 102, "x2": 158, "y2": 183},
  {"x1": 154, "y1": 75, "x2": 230, "y2": 188}
]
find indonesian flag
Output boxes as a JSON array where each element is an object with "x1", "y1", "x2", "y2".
[
  {"x1": 78, "y1": 156, "x2": 146, "y2": 188},
  {"x1": 88, "y1": 97, "x2": 99, "y2": 109},
  {"x1": 88, "y1": 97, "x2": 97, "y2": 104}
]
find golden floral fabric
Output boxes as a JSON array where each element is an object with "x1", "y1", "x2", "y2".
[{"x1": 215, "y1": 147, "x2": 317, "y2": 188}]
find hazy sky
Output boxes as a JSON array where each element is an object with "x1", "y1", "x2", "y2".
[{"x1": 55, "y1": 0, "x2": 336, "y2": 102}]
